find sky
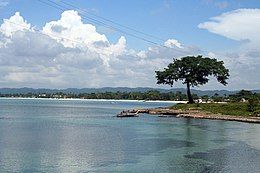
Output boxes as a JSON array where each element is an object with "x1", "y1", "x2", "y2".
[{"x1": 0, "y1": 0, "x2": 259, "y2": 90}]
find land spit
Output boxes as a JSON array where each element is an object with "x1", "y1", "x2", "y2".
[{"x1": 117, "y1": 108, "x2": 260, "y2": 124}]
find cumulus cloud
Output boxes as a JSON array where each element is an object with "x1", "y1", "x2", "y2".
[
  {"x1": 164, "y1": 39, "x2": 183, "y2": 48},
  {"x1": 0, "y1": 10, "x2": 259, "y2": 90},
  {"x1": 0, "y1": 12, "x2": 31, "y2": 37},
  {"x1": 198, "y1": 9, "x2": 260, "y2": 48},
  {"x1": 205, "y1": 50, "x2": 260, "y2": 90},
  {"x1": 1, "y1": 11, "x2": 196, "y2": 88},
  {"x1": 197, "y1": 8, "x2": 260, "y2": 89},
  {"x1": 42, "y1": 10, "x2": 126, "y2": 66},
  {"x1": 42, "y1": 10, "x2": 108, "y2": 48}
]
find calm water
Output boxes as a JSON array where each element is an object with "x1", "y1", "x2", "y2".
[{"x1": 0, "y1": 98, "x2": 260, "y2": 173}]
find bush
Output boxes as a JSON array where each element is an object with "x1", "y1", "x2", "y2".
[
  {"x1": 253, "y1": 110, "x2": 260, "y2": 117},
  {"x1": 247, "y1": 97, "x2": 259, "y2": 112}
]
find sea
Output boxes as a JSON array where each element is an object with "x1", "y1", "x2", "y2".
[{"x1": 0, "y1": 98, "x2": 260, "y2": 173}]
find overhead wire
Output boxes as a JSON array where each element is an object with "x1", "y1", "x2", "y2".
[
  {"x1": 1, "y1": 0, "x2": 186, "y2": 55},
  {"x1": 37, "y1": 0, "x2": 166, "y2": 48},
  {"x1": 1, "y1": 19, "x2": 123, "y2": 55},
  {"x1": 38, "y1": 0, "x2": 188, "y2": 54},
  {"x1": 59, "y1": 0, "x2": 166, "y2": 42}
]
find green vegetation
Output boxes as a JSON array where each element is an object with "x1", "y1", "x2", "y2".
[
  {"x1": 0, "y1": 89, "x2": 259, "y2": 104},
  {"x1": 229, "y1": 89, "x2": 257, "y2": 102},
  {"x1": 247, "y1": 96, "x2": 259, "y2": 112},
  {"x1": 170, "y1": 89, "x2": 260, "y2": 117},
  {"x1": 172, "y1": 102, "x2": 260, "y2": 117},
  {"x1": 155, "y1": 55, "x2": 230, "y2": 103},
  {"x1": 0, "y1": 90, "x2": 190, "y2": 101}
]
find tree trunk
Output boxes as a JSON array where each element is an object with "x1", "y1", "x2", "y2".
[{"x1": 187, "y1": 82, "x2": 194, "y2": 104}]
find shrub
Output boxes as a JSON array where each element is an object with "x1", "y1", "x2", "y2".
[
  {"x1": 247, "y1": 97, "x2": 259, "y2": 112},
  {"x1": 253, "y1": 110, "x2": 260, "y2": 117}
]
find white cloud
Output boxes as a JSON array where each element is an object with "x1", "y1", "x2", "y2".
[
  {"x1": 198, "y1": 9, "x2": 260, "y2": 48},
  {"x1": 0, "y1": 10, "x2": 199, "y2": 88},
  {"x1": 0, "y1": 12, "x2": 31, "y2": 37},
  {"x1": 43, "y1": 10, "x2": 108, "y2": 48},
  {"x1": 196, "y1": 9, "x2": 260, "y2": 89},
  {"x1": 42, "y1": 10, "x2": 126, "y2": 66},
  {"x1": 137, "y1": 51, "x2": 147, "y2": 59},
  {"x1": 203, "y1": 50, "x2": 260, "y2": 90},
  {"x1": 0, "y1": 10, "x2": 259, "y2": 90},
  {"x1": 164, "y1": 39, "x2": 183, "y2": 48}
]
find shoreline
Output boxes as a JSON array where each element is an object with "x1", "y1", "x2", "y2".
[
  {"x1": 2, "y1": 97, "x2": 259, "y2": 124},
  {"x1": 0, "y1": 97, "x2": 187, "y2": 103},
  {"x1": 119, "y1": 108, "x2": 260, "y2": 124}
]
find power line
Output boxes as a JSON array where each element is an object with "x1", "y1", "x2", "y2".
[
  {"x1": 1, "y1": 1, "x2": 187, "y2": 55},
  {"x1": 37, "y1": 0, "x2": 165, "y2": 47},
  {"x1": 1, "y1": 19, "x2": 124, "y2": 55},
  {"x1": 37, "y1": 0, "x2": 188, "y2": 54},
  {"x1": 1, "y1": 19, "x2": 188, "y2": 59},
  {"x1": 59, "y1": 0, "x2": 165, "y2": 42}
]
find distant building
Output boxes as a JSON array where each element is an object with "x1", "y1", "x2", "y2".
[
  {"x1": 240, "y1": 98, "x2": 247, "y2": 102},
  {"x1": 195, "y1": 98, "x2": 203, "y2": 103}
]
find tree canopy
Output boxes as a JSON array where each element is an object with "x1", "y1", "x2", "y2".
[{"x1": 155, "y1": 55, "x2": 230, "y2": 103}]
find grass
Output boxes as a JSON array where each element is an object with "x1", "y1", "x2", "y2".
[{"x1": 171, "y1": 102, "x2": 260, "y2": 117}]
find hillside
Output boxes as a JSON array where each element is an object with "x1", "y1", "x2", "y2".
[{"x1": 0, "y1": 87, "x2": 259, "y2": 96}]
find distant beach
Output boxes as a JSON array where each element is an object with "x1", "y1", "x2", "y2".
[{"x1": 0, "y1": 97, "x2": 187, "y2": 104}]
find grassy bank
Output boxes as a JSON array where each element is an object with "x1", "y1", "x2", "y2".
[{"x1": 171, "y1": 102, "x2": 260, "y2": 117}]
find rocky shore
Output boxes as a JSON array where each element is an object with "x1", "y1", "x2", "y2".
[{"x1": 117, "y1": 108, "x2": 260, "y2": 124}]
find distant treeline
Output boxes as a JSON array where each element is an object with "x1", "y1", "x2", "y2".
[
  {"x1": 0, "y1": 90, "x2": 191, "y2": 101},
  {"x1": 0, "y1": 89, "x2": 259, "y2": 102}
]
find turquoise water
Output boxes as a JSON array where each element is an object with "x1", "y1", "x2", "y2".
[{"x1": 0, "y1": 98, "x2": 260, "y2": 173}]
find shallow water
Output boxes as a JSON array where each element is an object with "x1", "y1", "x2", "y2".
[{"x1": 0, "y1": 98, "x2": 260, "y2": 173}]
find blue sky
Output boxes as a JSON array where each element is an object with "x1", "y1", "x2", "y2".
[
  {"x1": 0, "y1": 0, "x2": 260, "y2": 89},
  {"x1": 1, "y1": 0, "x2": 258, "y2": 51}
]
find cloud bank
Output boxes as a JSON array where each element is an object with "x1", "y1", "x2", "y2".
[
  {"x1": 0, "y1": 10, "x2": 201, "y2": 89},
  {"x1": 199, "y1": 8, "x2": 260, "y2": 89},
  {"x1": 0, "y1": 9, "x2": 259, "y2": 90},
  {"x1": 198, "y1": 9, "x2": 260, "y2": 48}
]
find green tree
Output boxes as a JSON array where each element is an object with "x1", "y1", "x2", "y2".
[
  {"x1": 212, "y1": 93, "x2": 224, "y2": 102},
  {"x1": 229, "y1": 90, "x2": 253, "y2": 102},
  {"x1": 247, "y1": 95, "x2": 259, "y2": 112},
  {"x1": 175, "y1": 91, "x2": 187, "y2": 101},
  {"x1": 202, "y1": 95, "x2": 209, "y2": 102},
  {"x1": 155, "y1": 55, "x2": 229, "y2": 103}
]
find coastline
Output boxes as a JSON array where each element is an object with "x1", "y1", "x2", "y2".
[
  {"x1": 0, "y1": 97, "x2": 187, "y2": 103},
  {"x1": 119, "y1": 107, "x2": 260, "y2": 124},
  {"x1": 2, "y1": 97, "x2": 259, "y2": 124}
]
